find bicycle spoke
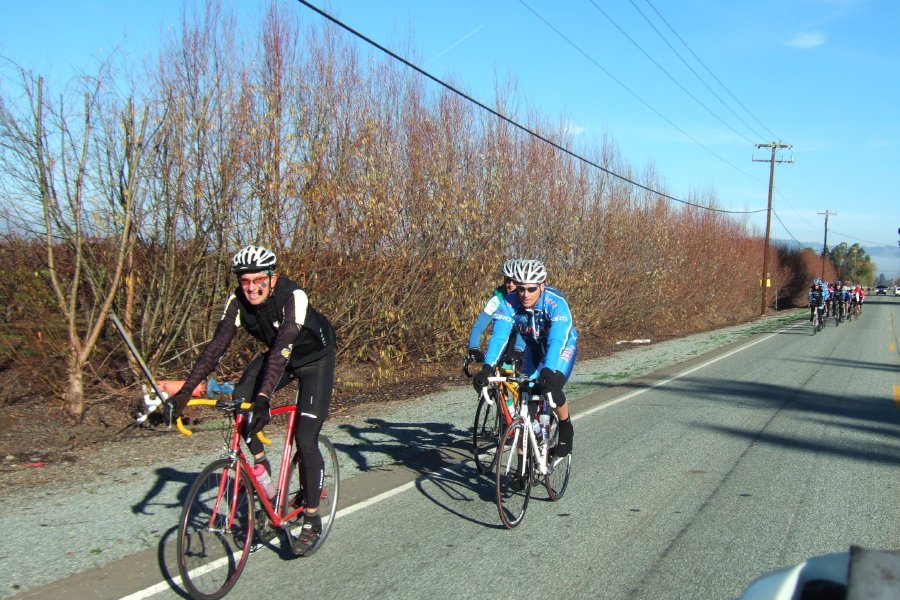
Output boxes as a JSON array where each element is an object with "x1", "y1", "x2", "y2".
[
  {"x1": 544, "y1": 412, "x2": 572, "y2": 501},
  {"x1": 281, "y1": 435, "x2": 340, "y2": 555},
  {"x1": 473, "y1": 392, "x2": 502, "y2": 476},
  {"x1": 178, "y1": 459, "x2": 254, "y2": 600},
  {"x1": 545, "y1": 452, "x2": 572, "y2": 501},
  {"x1": 496, "y1": 421, "x2": 530, "y2": 528}
]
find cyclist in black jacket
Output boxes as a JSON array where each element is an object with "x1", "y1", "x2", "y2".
[
  {"x1": 831, "y1": 281, "x2": 846, "y2": 322},
  {"x1": 166, "y1": 245, "x2": 336, "y2": 555}
]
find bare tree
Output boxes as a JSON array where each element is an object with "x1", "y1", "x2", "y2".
[{"x1": 0, "y1": 67, "x2": 150, "y2": 417}]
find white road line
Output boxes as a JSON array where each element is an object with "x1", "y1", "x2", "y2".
[{"x1": 572, "y1": 325, "x2": 791, "y2": 422}]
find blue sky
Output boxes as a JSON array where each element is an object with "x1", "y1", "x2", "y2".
[{"x1": 2, "y1": 0, "x2": 899, "y2": 276}]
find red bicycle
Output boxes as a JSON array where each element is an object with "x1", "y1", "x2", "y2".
[{"x1": 174, "y1": 398, "x2": 339, "y2": 600}]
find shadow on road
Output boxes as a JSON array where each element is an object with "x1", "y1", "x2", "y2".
[
  {"x1": 623, "y1": 374, "x2": 900, "y2": 467},
  {"x1": 334, "y1": 417, "x2": 468, "y2": 473},
  {"x1": 132, "y1": 466, "x2": 199, "y2": 515}
]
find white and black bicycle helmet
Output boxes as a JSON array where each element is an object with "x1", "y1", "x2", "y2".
[
  {"x1": 513, "y1": 259, "x2": 547, "y2": 284},
  {"x1": 232, "y1": 245, "x2": 277, "y2": 274},
  {"x1": 501, "y1": 259, "x2": 519, "y2": 279}
]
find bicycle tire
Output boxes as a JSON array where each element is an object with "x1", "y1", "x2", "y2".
[
  {"x1": 473, "y1": 389, "x2": 502, "y2": 476},
  {"x1": 544, "y1": 412, "x2": 572, "y2": 501},
  {"x1": 281, "y1": 435, "x2": 340, "y2": 555},
  {"x1": 177, "y1": 459, "x2": 254, "y2": 600},
  {"x1": 496, "y1": 420, "x2": 531, "y2": 529}
]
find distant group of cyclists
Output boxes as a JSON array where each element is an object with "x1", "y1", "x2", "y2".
[{"x1": 808, "y1": 279, "x2": 865, "y2": 325}]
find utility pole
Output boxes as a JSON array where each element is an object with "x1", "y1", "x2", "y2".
[
  {"x1": 818, "y1": 210, "x2": 837, "y2": 280},
  {"x1": 753, "y1": 142, "x2": 793, "y2": 316}
]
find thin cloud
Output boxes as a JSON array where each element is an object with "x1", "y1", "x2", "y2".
[
  {"x1": 565, "y1": 122, "x2": 586, "y2": 136},
  {"x1": 786, "y1": 32, "x2": 826, "y2": 49}
]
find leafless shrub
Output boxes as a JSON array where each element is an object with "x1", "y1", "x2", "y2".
[{"x1": 0, "y1": 0, "x2": 832, "y2": 410}]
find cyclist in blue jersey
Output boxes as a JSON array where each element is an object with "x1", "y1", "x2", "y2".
[
  {"x1": 472, "y1": 259, "x2": 577, "y2": 457},
  {"x1": 467, "y1": 259, "x2": 521, "y2": 365}
]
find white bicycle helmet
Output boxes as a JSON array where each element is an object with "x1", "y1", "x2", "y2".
[
  {"x1": 501, "y1": 259, "x2": 519, "y2": 279},
  {"x1": 232, "y1": 245, "x2": 277, "y2": 274},
  {"x1": 513, "y1": 260, "x2": 547, "y2": 284}
]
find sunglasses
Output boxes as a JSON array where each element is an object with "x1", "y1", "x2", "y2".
[
  {"x1": 516, "y1": 285, "x2": 540, "y2": 294},
  {"x1": 239, "y1": 275, "x2": 269, "y2": 288}
]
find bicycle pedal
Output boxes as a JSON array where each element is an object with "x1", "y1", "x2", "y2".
[{"x1": 256, "y1": 525, "x2": 278, "y2": 544}]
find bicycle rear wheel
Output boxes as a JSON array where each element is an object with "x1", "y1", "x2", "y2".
[
  {"x1": 496, "y1": 420, "x2": 531, "y2": 529},
  {"x1": 473, "y1": 389, "x2": 502, "y2": 476},
  {"x1": 545, "y1": 453, "x2": 572, "y2": 501},
  {"x1": 281, "y1": 435, "x2": 340, "y2": 555},
  {"x1": 544, "y1": 412, "x2": 572, "y2": 501},
  {"x1": 177, "y1": 459, "x2": 254, "y2": 600}
]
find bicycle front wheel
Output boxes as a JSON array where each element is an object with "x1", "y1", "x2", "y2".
[
  {"x1": 496, "y1": 420, "x2": 531, "y2": 529},
  {"x1": 177, "y1": 459, "x2": 255, "y2": 600},
  {"x1": 473, "y1": 389, "x2": 502, "y2": 476},
  {"x1": 281, "y1": 435, "x2": 340, "y2": 555}
]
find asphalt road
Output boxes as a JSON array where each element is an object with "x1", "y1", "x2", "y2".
[{"x1": 11, "y1": 297, "x2": 900, "y2": 600}]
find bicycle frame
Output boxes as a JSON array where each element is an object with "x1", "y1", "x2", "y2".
[
  {"x1": 512, "y1": 392, "x2": 554, "y2": 478},
  {"x1": 482, "y1": 372, "x2": 522, "y2": 428},
  {"x1": 489, "y1": 373, "x2": 556, "y2": 479},
  {"x1": 246, "y1": 405, "x2": 305, "y2": 527},
  {"x1": 180, "y1": 401, "x2": 305, "y2": 530}
]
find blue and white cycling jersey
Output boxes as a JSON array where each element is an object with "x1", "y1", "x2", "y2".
[
  {"x1": 484, "y1": 286, "x2": 578, "y2": 379},
  {"x1": 809, "y1": 286, "x2": 829, "y2": 305},
  {"x1": 468, "y1": 286, "x2": 506, "y2": 350}
]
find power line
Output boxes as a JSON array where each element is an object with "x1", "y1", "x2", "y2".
[
  {"x1": 294, "y1": 0, "x2": 767, "y2": 214},
  {"x1": 827, "y1": 230, "x2": 897, "y2": 249},
  {"x1": 624, "y1": 0, "x2": 768, "y2": 142},
  {"x1": 586, "y1": 0, "x2": 756, "y2": 145},
  {"x1": 770, "y1": 209, "x2": 805, "y2": 248},
  {"x1": 640, "y1": 0, "x2": 781, "y2": 141},
  {"x1": 517, "y1": 0, "x2": 764, "y2": 185}
]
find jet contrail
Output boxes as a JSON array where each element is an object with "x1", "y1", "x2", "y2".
[{"x1": 427, "y1": 24, "x2": 485, "y2": 64}]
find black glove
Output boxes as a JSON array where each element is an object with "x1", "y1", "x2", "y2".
[
  {"x1": 246, "y1": 395, "x2": 271, "y2": 441},
  {"x1": 468, "y1": 347, "x2": 485, "y2": 363},
  {"x1": 536, "y1": 368, "x2": 558, "y2": 395},
  {"x1": 472, "y1": 364, "x2": 493, "y2": 391},
  {"x1": 165, "y1": 392, "x2": 192, "y2": 424}
]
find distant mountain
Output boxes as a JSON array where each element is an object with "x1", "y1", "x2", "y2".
[
  {"x1": 771, "y1": 238, "x2": 899, "y2": 277},
  {"x1": 771, "y1": 239, "x2": 823, "y2": 252},
  {"x1": 868, "y1": 245, "x2": 900, "y2": 277}
]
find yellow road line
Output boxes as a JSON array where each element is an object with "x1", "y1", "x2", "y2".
[
  {"x1": 892, "y1": 343, "x2": 897, "y2": 352},
  {"x1": 896, "y1": 386, "x2": 900, "y2": 409}
]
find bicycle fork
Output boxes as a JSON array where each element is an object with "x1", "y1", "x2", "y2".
[
  {"x1": 206, "y1": 465, "x2": 243, "y2": 534},
  {"x1": 504, "y1": 402, "x2": 553, "y2": 481}
]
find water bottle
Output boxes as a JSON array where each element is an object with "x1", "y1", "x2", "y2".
[
  {"x1": 251, "y1": 464, "x2": 276, "y2": 499},
  {"x1": 532, "y1": 419, "x2": 543, "y2": 439},
  {"x1": 538, "y1": 414, "x2": 551, "y2": 442}
]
